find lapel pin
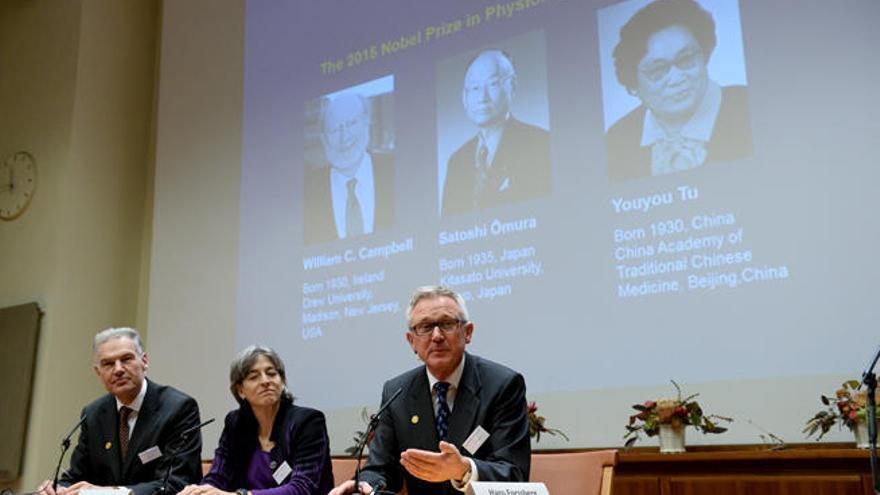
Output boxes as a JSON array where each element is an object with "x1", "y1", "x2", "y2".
[
  {"x1": 269, "y1": 460, "x2": 277, "y2": 470},
  {"x1": 411, "y1": 415, "x2": 419, "y2": 425},
  {"x1": 105, "y1": 441, "x2": 112, "y2": 450}
]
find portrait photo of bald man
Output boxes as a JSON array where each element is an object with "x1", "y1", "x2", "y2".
[
  {"x1": 436, "y1": 31, "x2": 552, "y2": 217},
  {"x1": 303, "y1": 77, "x2": 395, "y2": 245}
]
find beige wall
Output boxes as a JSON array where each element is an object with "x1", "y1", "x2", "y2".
[
  {"x1": 146, "y1": 0, "x2": 244, "y2": 455},
  {"x1": 0, "y1": 0, "x2": 159, "y2": 489}
]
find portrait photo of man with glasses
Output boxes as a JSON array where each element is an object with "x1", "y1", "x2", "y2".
[
  {"x1": 437, "y1": 32, "x2": 552, "y2": 217},
  {"x1": 302, "y1": 76, "x2": 395, "y2": 245},
  {"x1": 600, "y1": 0, "x2": 753, "y2": 182}
]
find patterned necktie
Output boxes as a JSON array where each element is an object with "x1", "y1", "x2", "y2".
[
  {"x1": 345, "y1": 177, "x2": 364, "y2": 237},
  {"x1": 119, "y1": 406, "x2": 132, "y2": 460},
  {"x1": 473, "y1": 143, "x2": 489, "y2": 207},
  {"x1": 434, "y1": 381, "x2": 451, "y2": 442}
]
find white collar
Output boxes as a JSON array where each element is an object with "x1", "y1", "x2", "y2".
[
  {"x1": 641, "y1": 80, "x2": 722, "y2": 146},
  {"x1": 116, "y1": 378, "x2": 147, "y2": 412},
  {"x1": 426, "y1": 353, "x2": 466, "y2": 391},
  {"x1": 330, "y1": 152, "x2": 375, "y2": 238}
]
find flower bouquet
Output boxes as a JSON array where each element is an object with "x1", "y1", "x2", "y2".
[
  {"x1": 528, "y1": 401, "x2": 569, "y2": 442},
  {"x1": 804, "y1": 380, "x2": 879, "y2": 446},
  {"x1": 624, "y1": 380, "x2": 731, "y2": 450}
]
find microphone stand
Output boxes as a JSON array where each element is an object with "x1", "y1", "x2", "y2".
[
  {"x1": 154, "y1": 418, "x2": 215, "y2": 495},
  {"x1": 52, "y1": 415, "x2": 87, "y2": 493},
  {"x1": 352, "y1": 388, "x2": 403, "y2": 495},
  {"x1": 860, "y1": 345, "x2": 880, "y2": 495}
]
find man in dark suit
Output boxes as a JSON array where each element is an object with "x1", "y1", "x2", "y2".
[
  {"x1": 304, "y1": 93, "x2": 395, "y2": 245},
  {"x1": 442, "y1": 49, "x2": 551, "y2": 216},
  {"x1": 39, "y1": 328, "x2": 202, "y2": 495},
  {"x1": 330, "y1": 286, "x2": 530, "y2": 495}
]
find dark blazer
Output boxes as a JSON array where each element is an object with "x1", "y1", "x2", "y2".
[
  {"x1": 606, "y1": 85, "x2": 753, "y2": 182},
  {"x1": 442, "y1": 117, "x2": 551, "y2": 216},
  {"x1": 303, "y1": 151, "x2": 395, "y2": 245},
  {"x1": 202, "y1": 399, "x2": 334, "y2": 495},
  {"x1": 60, "y1": 379, "x2": 202, "y2": 495},
  {"x1": 359, "y1": 353, "x2": 530, "y2": 495}
]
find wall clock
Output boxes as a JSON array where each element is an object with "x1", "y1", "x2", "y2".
[{"x1": 0, "y1": 151, "x2": 38, "y2": 221}]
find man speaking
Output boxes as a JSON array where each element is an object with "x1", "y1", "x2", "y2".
[{"x1": 330, "y1": 286, "x2": 530, "y2": 494}]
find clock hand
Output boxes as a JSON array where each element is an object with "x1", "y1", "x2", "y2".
[{"x1": 2, "y1": 168, "x2": 11, "y2": 192}]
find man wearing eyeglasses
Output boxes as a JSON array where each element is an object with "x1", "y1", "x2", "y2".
[
  {"x1": 303, "y1": 92, "x2": 395, "y2": 244},
  {"x1": 441, "y1": 49, "x2": 551, "y2": 216},
  {"x1": 330, "y1": 286, "x2": 530, "y2": 495},
  {"x1": 606, "y1": 0, "x2": 752, "y2": 181}
]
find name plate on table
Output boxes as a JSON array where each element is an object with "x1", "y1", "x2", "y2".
[
  {"x1": 469, "y1": 481, "x2": 550, "y2": 495},
  {"x1": 81, "y1": 488, "x2": 130, "y2": 495}
]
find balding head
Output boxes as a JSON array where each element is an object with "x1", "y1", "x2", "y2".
[
  {"x1": 320, "y1": 93, "x2": 370, "y2": 176},
  {"x1": 462, "y1": 50, "x2": 517, "y2": 128}
]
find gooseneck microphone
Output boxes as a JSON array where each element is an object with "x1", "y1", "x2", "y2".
[
  {"x1": 352, "y1": 387, "x2": 403, "y2": 495},
  {"x1": 859, "y1": 344, "x2": 880, "y2": 495},
  {"x1": 153, "y1": 418, "x2": 215, "y2": 495},
  {"x1": 52, "y1": 414, "x2": 88, "y2": 493}
]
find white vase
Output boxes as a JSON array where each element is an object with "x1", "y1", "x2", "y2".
[
  {"x1": 658, "y1": 424, "x2": 686, "y2": 454},
  {"x1": 854, "y1": 420, "x2": 877, "y2": 449}
]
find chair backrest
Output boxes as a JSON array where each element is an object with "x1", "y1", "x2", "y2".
[
  {"x1": 332, "y1": 457, "x2": 359, "y2": 487},
  {"x1": 530, "y1": 450, "x2": 618, "y2": 495}
]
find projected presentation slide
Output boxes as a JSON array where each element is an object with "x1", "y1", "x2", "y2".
[{"x1": 237, "y1": 0, "x2": 879, "y2": 408}]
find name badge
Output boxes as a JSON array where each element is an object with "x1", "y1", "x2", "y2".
[
  {"x1": 272, "y1": 460, "x2": 292, "y2": 485},
  {"x1": 462, "y1": 425, "x2": 490, "y2": 455},
  {"x1": 138, "y1": 446, "x2": 163, "y2": 465},
  {"x1": 470, "y1": 482, "x2": 549, "y2": 495}
]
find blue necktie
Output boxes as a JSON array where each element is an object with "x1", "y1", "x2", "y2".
[{"x1": 434, "y1": 382, "x2": 451, "y2": 442}]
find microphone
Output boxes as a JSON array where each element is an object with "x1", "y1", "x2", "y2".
[
  {"x1": 857, "y1": 344, "x2": 880, "y2": 495},
  {"x1": 352, "y1": 387, "x2": 403, "y2": 494},
  {"x1": 178, "y1": 417, "x2": 216, "y2": 440},
  {"x1": 153, "y1": 418, "x2": 215, "y2": 495},
  {"x1": 860, "y1": 343, "x2": 880, "y2": 389},
  {"x1": 52, "y1": 414, "x2": 88, "y2": 493}
]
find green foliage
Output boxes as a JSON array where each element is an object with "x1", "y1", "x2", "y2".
[
  {"x1": 528, "y1": 401, "x2": 569, "y2": 442},
  {"x1": 344, "y1": 407, "x2": 372, "y2": 457},
  {"x1": 623, "y1": 380, "x2": 732, "y2": 449},
  {"x1": 804, "y1": 380, "x2": 879, "y2": 440}
]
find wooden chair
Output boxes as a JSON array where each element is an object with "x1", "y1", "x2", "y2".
[{"x1": 530, "y1": 450, "x2": 618, "y2": 495}]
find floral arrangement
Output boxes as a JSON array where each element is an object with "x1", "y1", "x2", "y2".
[
  {"x1": 348, "y1": 400, "x2": 570, "y2": 452},
  {"x1": 803, "y1": 380, "x2": 879, "y2": 440},
  {"x1": 624, "y1": 380, "x2": 731, "y2": 448},
  {"x1": 528, "y1": 401, "x2": 569, "y2": 442}
]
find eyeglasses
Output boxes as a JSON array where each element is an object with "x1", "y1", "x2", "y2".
[
  {"x1": 638, "y1": 49, "x2": 703, "y2": 83},
  {"x1": 464, "y1": 74, "x2": 513, "y2": 98},
  {"x1": 323, "y1": 116, "x2": 365, "y2": 140},
  {"x1": 410, "y1": 319, "x2": 464, "y2": 337}
]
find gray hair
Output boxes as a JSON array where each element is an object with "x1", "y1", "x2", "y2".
[
  {"x1": 406, "y1": 285, "x2": 470, "y2": 326},
  {"x1": 93, "y1": 327, "x2": 144, "y2": 356},
  {"x1": 229, "y1": 345, "x2": 293, "y2": 405},
  {"x1": 464, "y1": 49, "x2": 517, "y2": 83}
]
